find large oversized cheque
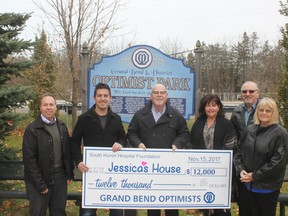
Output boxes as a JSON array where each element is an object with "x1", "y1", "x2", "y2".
[{"x1": 82, "y1": 147, "x2": 232, "y2": 209}]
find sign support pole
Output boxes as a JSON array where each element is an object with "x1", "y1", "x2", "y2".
[
  {"x1": 81, "y1": 42, "x2": 90, "y2": 113},
  {"x1": 194, "y1": 40, "x2": 204, "y2": 117}
]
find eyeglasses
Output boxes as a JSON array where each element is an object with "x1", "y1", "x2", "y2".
[
  {"x1": 152, "y1": 91, "x2": 167, "y2": 95},
  {"x1": 241, "y1": 90, "x2": 258, "y2": 94}
]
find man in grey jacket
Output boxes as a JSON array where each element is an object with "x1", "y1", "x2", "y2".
[{"x1": 128, "y1": 83, "x2": 189, "y2": 216}]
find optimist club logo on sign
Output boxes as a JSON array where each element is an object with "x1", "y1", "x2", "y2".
[{"x1": 132, "y1": 48, "x2": 152, "y2": 69}]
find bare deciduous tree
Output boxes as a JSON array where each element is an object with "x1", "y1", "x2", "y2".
[
  {"x1": 34, "y1": 0, "x2": 125, "y2": 129},
  {"x1": 159, "y1": 38, "x2": 184, "y2": 58}
]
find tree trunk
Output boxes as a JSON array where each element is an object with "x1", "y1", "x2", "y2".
[{"x1": 71, "y1": 69, "x2": 79, "y2": 130}]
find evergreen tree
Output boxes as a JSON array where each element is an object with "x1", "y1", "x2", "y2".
[
  {"x1": 26, "y1": 30, "x2": 56, "y2": 118},
  {"x1": 185, "y1": 52, "x2": 195, "y2": 71},
  {"x1": 278, "y1": 1, "x2": 288, "y2": 129},
  {"x1": 0, "y1": 13, "x2": 34, "y2": 159},
  {"x1": 232, "y1": 32, "x2": 251, "y2": 85}
]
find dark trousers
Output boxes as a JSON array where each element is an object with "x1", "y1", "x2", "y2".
[
  {"x1": 238, "y1": 183, "x2": 279, "y2": 216},
  {"x1": 25, "y1": 170, "x2": 67, "y2": 216},
  {"x1": 81, "y1": 209, "x2": 124, "y2": 216},
  {"x1": 124, "y1": 210, "x2": 137, "y2": 216},
  {"x1": 237, "y1": 180, "x2": 246, "y2": 215},
  {"x1": 147, "y1": 209, "x2": 178, "y2": 216},
  {"x1": 202, "y1": 209, "x2": 231, "y2": 216}
]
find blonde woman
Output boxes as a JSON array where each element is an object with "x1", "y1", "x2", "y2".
[{"x1": 234, "y1": 97, "x2": 288, "y2": 216}]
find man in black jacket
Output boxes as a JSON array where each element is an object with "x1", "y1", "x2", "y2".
[
  {"x1": 231, "y1": 81, "x2": 260, "y2": 139},
  {"x1": 22, "y1": 94, "x2": 74, "y2": 216},
  {"x1": 71, "y1": 83, "x2": 126, "y2": 216},
  {"x1": 231, "y1": 81, "x2": 260, "y2": 214},
  {"x1": 128, "y1": 83, "x2": 189, "y2": 216}
]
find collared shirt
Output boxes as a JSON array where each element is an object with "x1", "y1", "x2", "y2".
[
  {"x1": 41, "y1": 114, "x2": 57, "y2": 124},
  {"x1": 151, "y1": 105, "x2": 166, "y2": 122},
  {"x1": 243, "y1": 103, "x2": 257, "y2": 126}
]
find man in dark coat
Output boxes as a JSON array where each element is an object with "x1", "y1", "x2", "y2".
[
  {"x1": 230, "y1": 81, "x2": 260, "y2": 214},
  {"x1": 128, "y1": 83, "x2": 189, "y2": 216},
  {"x1": 23, "y1": 94, "x2": 74, "y2": 216},
  {"x1": 71, "y1": 83, "x2": 126, "y2": 216},
  {"x1": 231, "y1": 81, "x2": 260, "y2": 139}
]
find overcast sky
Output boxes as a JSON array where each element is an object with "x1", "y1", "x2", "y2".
[{"x1": 2, "y1": 0, "x2": 287, "y2": 50}]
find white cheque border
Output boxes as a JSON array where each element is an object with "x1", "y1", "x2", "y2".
[{"x1": 82, "y1": 147, "x2": 233, "y2": 209}]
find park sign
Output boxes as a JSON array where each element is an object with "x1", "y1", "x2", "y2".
[{"x1": 88, "y1": 45, "x2": 195, "y2": 123}]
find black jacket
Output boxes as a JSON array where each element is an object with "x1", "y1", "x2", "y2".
[
  {"x1": 231, "y1": 100, "x2": 259, "y2": 139},
  {"x1": 234, "y1": 124, "x2": 288, "y2": 190},
  {"x1": 71, "y1": 105, "x2": 127, "y2": 166},
  {"x1": 190, "y1": 116, "x2": 237, "y2": 150},
  {"x1": 22, "y1": 116, "x2": 74, "y2": 193},
  {"x1": 127, "y1": 101, "x2": 189, "y2": 149}
]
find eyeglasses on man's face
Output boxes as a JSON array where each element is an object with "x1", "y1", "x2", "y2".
[
  {"x1": 241, "y1": 90, "x2": 258, "y2": 94},
  {"x1": 151, "y1": 91, "x2": 167, "y2": 95}
]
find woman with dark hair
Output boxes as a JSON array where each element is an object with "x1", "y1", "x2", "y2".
[{"x1": 190, "y1": 94, "x2": 237, "y2": 216}]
